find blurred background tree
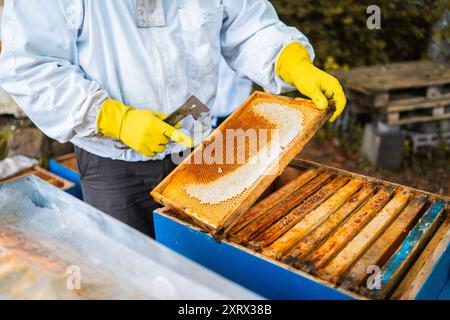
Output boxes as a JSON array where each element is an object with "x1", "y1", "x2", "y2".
[{"x1": 270, "y1": 0, "x2": 450, "y2": 70}]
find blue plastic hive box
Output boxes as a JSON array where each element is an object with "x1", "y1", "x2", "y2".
[
  {"x1": 154, "y1": 210, "x2": 450, "y2": 300},
  {"x1": 153, "y1": 158, "x2": 450, "y2": 300},
  {"x1": 49, "y1": 158, "x2": 83, "y2": 200}
]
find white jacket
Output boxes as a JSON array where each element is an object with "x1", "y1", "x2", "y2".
[
  {"x1": 0, "y1": 0, "x2": 314, "y2": 161},
  {"x1": 211, "y1": 58, "x2": 253, "y2": 126}
]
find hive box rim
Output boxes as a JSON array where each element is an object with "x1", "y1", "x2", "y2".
[
  {"x1": 151, "y1": 91, "x2": 330, "y2": 238},
  {"x1": 156, "y1": 159, "x2": 450, "y2": 300},
  {"x1": 0, "y1": 166, "x2": 75, "y2": 191}
]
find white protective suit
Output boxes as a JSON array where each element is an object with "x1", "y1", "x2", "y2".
[
  {"x1": 212, "y1": 59, "x2": 253, "y2": 127},
  {"x1": 0, "y1": 0, "x2": 314, "y2": 161}
]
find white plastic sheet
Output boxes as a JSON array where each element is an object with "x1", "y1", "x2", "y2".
[
  {"x1": 0, "y1": 176, "x2": 260, "y2": 300},
  {"x1": 0, "y1": 155, "x2": 37, "y2": 180}
]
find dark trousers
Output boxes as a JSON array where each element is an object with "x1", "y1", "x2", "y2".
[{"x1": 75, "y1": 147, "x2": 176, "y2": 238}]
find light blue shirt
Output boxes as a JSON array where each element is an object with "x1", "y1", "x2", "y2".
[{"x1": 0, "y1": 0, "x2": 314, "y2": 161}]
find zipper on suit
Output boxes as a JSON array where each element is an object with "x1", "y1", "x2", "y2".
[
  {"x1": 147, "y1": 30, "x2": 170, "y2": 115},
  {"x1": 137, "y1": 0, "x2": 170, "y2": 114}
]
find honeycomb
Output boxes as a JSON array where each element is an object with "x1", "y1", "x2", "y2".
[{"x1": 152, "y1": 92, "x2": 329, "y2": 235}]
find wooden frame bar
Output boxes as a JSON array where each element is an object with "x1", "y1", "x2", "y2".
[
  {"x1": 300, "y1": 188, "x2": 394, "y2": 273},
  {"x1": 231, "y1": 172, "x2": 333, "y2": 244},
  {"x1": 340, "y1": 197, "x2": 427, "y2": 291},
  {"x1": 250, "y1": 177, "x2": 349, "y2": 250},
  {"x1": 363, "y1": 202, "x2": 446, "y2": 299},
  {"x1": 317, "y1": 190, "x2": 411, "y2": 283},
  {"x1": 261, "y1": 179, "x2": 362, "y2": 257},
  {"x1": 228, "y1": 169, "x2": 319, "y2": 237},
  {"x1": 280, "y1": 185, "x2": 375, "y2": 264}
]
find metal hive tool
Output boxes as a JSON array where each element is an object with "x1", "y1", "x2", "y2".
[{"x1": 151, "y1": 92, "x2": 332, "y2": 238}]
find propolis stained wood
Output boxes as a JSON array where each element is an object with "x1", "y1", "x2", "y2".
[
  {"x1": 228, "y1": 168, "x2": 319, "y2": 237},
  {"x1": 340, "y1": 197, "x2": 427, "y2": 291},
  {"x1": 280, "y1": 185, "x2": 375, "y2": 264},
  {"x1": 151, "y1": 92, "x2": 331, "y2": 237},
  {"x1": 225, "y1": 159, "x2": 449, "y2": 299},
  {"x1": 317, "y1": 190, "x2": 411, "y2": 283},
  {"x1": 363, "y1": 202, "x2": 446, "y2": 299},
  {"x1": 300, "y1": 187, "x2": 394, "y2": 273},
  {"x1": 154, "y1": 158, "x2": 449, "y2": 299},
  {"x1": 391, "y1": 213, "x2": 450, "y2": 299},
  {"x1": 250, "y1": 176, "x2": 350, "y2": 250},
  {"x1": 230, "y1": 171, "x2": 332, "y2": 244},
  {"x1": 264, "y1": 179, "x2": 365, "y2": 259}
]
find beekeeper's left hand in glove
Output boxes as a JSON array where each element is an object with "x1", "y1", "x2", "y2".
[
  {"x1": 97, "y1": 99, "x2": 194, "y2": 157},
  {"x1": 276, "y1": 42, "x2": 347, "y2": 122}
]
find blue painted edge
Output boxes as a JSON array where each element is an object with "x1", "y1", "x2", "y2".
[
  {"x1": 437, "y1": 274, "x2": 450, "y2": 300},
  {"x1": 381, "y1": 202, "x2": 444, "y2": 286},
  {"x1": 416, "y1": 240, "x2": 450, "y2": 300},
  {"x1": 154, "y1": 212, "x2": 355, "y2": 300},
  {"x1": 49, "y1": 160, "x2": 83, "y2": 200}
]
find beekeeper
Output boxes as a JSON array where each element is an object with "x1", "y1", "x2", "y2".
[{"x1": 0, "y1": 0, "x2": 346, "y2": 237}]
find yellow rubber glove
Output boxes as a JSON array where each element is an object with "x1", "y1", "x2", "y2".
[
  {"x1": 276, "y1": 42, "x2": 347, "y2": 122},
  {"x1": 97, "y1": 99, "x2": 194, "y2": 157}
]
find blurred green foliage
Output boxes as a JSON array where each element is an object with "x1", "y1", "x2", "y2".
[
  {"x1": 271, "y1": 0, "x2": 450, "y2": 69},
  {"x1": 0, "y1": 130, "x2": 10, "y2": 160}
]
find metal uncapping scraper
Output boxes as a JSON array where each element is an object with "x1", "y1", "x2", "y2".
[
  {"x1": 114, "y1": 95, "x2": 209, "y2": 150},
  {"x1": 164, "y1": 95, "x2": 209, "y2": 127}
]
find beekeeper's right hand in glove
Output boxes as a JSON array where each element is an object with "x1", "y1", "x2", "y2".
[
  {"x1": 97, "y1": 99, "x2": 194, "y2": 157},
  {"x1": 276, "y1": 42, "x2": 347, "y2": 122}
]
